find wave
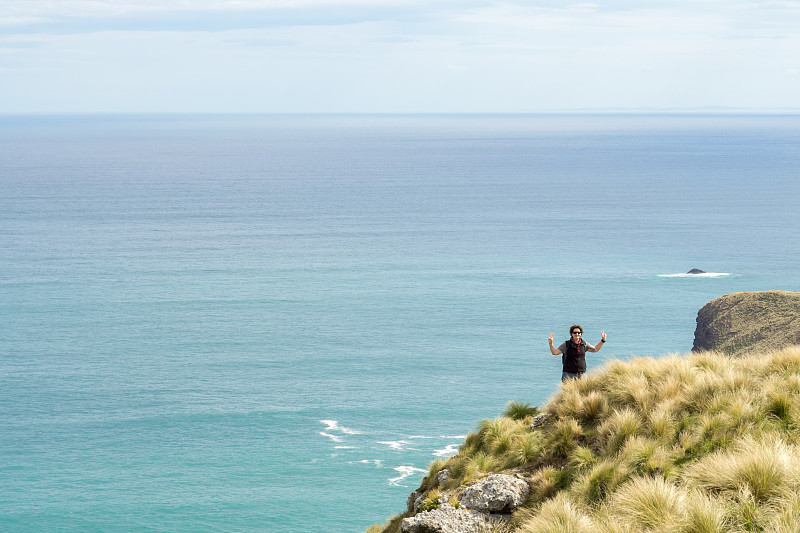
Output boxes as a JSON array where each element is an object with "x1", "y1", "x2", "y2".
[
  {"x1": 388, "y1": 466, "x2": 427, "y2": 487},
  {"x1": 378, "y1": 440, "x2": 411, "y2": 450},
  {"x1": 350, "y1": 459, "x2": 383, "y2": 467},
  {"x1": 433, "y1": 443, "x2": 460, "y2": 457},
  {"x1": 320, "y1": 419, "x2": 362, "y2": 435},
  {"x1": 658, "y1": 272, "x2": 730, "y2": 278},
  {"x1": 319, "y1": 431, "x2": 344, "y2": 443}
]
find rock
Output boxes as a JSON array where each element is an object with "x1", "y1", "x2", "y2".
[
  {"x1": 693, "y1": 291, "x2": 800, "y2": 356},
  {"x1": 407, "y1": 490, "x2": 425, "y2": 513},
  {"x1": 437, "y1": 468, "x2": 451, "y2": 486},
  {"x1": 460, "y1": 474, "x2": 530, "y2": 513},
  {"x1": 687, "y1": 268, "x2": 706, "y2": 274},
  {"x1": 401, "y1": 503, "x2": 509, "y2": 533},
  {"x1": 530, "y1": 412, "x2": 550, "y2": 429}
]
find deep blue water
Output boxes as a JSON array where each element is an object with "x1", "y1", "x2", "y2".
[{"x1": 1, "y1": 114, "x2": 799, "y2": 532}]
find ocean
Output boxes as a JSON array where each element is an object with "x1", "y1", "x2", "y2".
[{"x1": 1, "y1": 114, "x2": 799, "y2": 532}]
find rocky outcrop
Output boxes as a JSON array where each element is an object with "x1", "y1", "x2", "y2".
[
  {"x1": 400, "y1": 503, "x2": 509, "y2": 533},
  {"x1": 529, "y1": 412, "x2": 550, "y2": 429},
  {"x1": 460, "y1": 474, "x2": 529, "y2": 513},
  {"x1": 407, "y1": 490, "x2": 425, "y2": 514},
  {"x1": 687, "y1": 268, "x2": 706, "y2": 274},
  {"x1": 402, "y1": 474, "x2": 529, "y2": 533},
  {"x1": 693, "y1": 291, "x2": 800, "y2": 355}
]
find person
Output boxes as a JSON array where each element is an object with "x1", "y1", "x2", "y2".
[{"x1": 548, "y1": 325, "x2": 606, "y2": 381}]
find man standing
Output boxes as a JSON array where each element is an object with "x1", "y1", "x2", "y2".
[{"x1": 548, "y1": 325, "x2": 606, "y2": 381}]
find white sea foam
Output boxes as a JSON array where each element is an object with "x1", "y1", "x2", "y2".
[
  {"x1": 378, "y1": 440, "x2": 410, "y2": 450},
  {"x1": 319, "y1": 432, "x2": 344, "y2": 443},
  {"x1": 320, "y1": 420, "x2": 362, "y2": 435},
  {"x1": 658, "y1": 272, "x2": 730, "y2": 278},
  {"x1": 433, "y1": 444, "x2": 460, "y2": 457},
  {"x1": 408, "y1": 434, "x2": 466, "y2": 440},
  {"x1": 352, "y1": 459, "x2": 383, "y2": 467},
  {"x1": 388, "y1": 466, "x2": 427, "y2": 486}
]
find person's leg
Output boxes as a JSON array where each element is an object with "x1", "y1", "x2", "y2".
[{"x1": 562, "y1": 371, "x2": 579, "y2": 382}]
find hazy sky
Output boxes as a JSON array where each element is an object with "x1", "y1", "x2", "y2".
[{"x1": 2, "y1": 0, "x2": 799, "y2": 113}]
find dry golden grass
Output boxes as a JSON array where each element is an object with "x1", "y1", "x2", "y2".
[
  {"x1": 606, "y1": 476, "x2": 688, "y2": 531},
  {"x1": 370, "y1": 346, "x2": 800, "y2": 533},
  {"x1": 517, "y1": 494, "x2": 595, "y2": 533}
]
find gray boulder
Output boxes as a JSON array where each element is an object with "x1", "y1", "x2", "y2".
[
  {"x1": 460, "y1": 474, "x2": 529, "y2": 513},
  {"x1": 407, "y1": 490, "x2": 425, "y2": 513},
  {"x1": 530, "y1": 412, "x2": 550, "y2": 429},
  {"x1": 401, "y1": 503, "x2": 509, "y2": 533}
]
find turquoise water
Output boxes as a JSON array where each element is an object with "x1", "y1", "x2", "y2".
[{"x1": 1, "y1": 114, "x2": 799, "y2": 531}]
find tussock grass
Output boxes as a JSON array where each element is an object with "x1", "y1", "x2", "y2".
[
  {"x1": 647, "y1": 403, "x2": 678, "y2": 440},
  {"x1": 765, "y1": 492, "x2": 800, "y2": 533},
  {"x1": 682, "y1": 434, "x2": 800, "y2": 502},
  {"x1": 609, "y1": 476, "x2": 687, "y2": 531},
  {"x1": 598, "y1": 407, "x2": 643, "y2": 454},
  {"x1": 570, "y1": 459, "x2": 630, "y2": 504},
  {"x1": 618, "y1": 435, "x2": 662, "y2": 474},
  {"x1": 419, "y1": 458, "x2": 447, "y2": 491},
  {"x1": 683, "y1": 491, "x2": 729, "y2": 533},
  {"x1": 554, "y1": 389, "x2": 609, "y2": 424},
  {"x1": 517, "y1": 494, "x2": 595, "y2": 533},
  {"x1": 543, "y1": 417, "x2": 583, "y2": 457},
  {"x1": 509, "y1": 432, "x2": 542, "y2": 466},
  {"x1": 419, "y1": 489, "x2": 442, "y2": 512},
  {"x1": 568, "y1": 446, "x2": 597, "y2": 472},
  {"x1": 373, "y1": 347, "x2": 800, "y2": 533},
  {"x1": 503, "y1": 401, "x2": 539, "y2": 421},
  {"x1": 463, "y1": 452, "x2": 502, "y2": 484},
  {"x1": 528, "y1": 466, "x2": 558, "y2": 502}
]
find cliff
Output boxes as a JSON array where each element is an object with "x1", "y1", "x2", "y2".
[
  {"x1": 693, "y1": 290, "x2": 800, "y2": 355},
  {"x1": 367, "y1": 292, "x2": 800, "y2": 533}
]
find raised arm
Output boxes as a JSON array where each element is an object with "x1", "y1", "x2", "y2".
[
  {"x1": 548, "y1": 332, "x2": 562, "y2": 355},
  {"x1": 587, "y1": 330, "x2": 607, "y2": 352}
]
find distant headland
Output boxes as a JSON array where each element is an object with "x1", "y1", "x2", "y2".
[{"x1": 693, "y1": 290, "x2": 800, "y2": 355}]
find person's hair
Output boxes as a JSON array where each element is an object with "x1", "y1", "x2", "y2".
[{"x1": 570, "y1": 325, "x2": 583, "y2": 335}]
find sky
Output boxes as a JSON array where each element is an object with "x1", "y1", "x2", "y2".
[{"x1": 1, "y1": 0, "x2": 799, "y2": 113}]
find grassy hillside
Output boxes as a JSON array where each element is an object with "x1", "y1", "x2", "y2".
[{"x1": 369, "y1": 346, "x2": 800, "y2": 533}]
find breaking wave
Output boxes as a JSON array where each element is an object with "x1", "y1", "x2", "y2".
[
  {"x1": 658, "y1": 272, "x2": 730, "y2": 278},
  {"x1": 389, "y1": 466, "x2": 427, "y2": 486}
]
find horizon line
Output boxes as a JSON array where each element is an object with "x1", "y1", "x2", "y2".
[{"x1": 2, "y1": 108, "x2": 800, "y2": 117}]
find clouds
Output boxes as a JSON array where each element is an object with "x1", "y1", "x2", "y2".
[
  {"x1": 2, "y1": 0, "x2": 798, "y2": 37},
  {"x1": 0, "y1": 1, "x2": 448, "y2": 34},
  {"x1": 1, "y1": 0, "x2": 799, "y2": 112}
]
